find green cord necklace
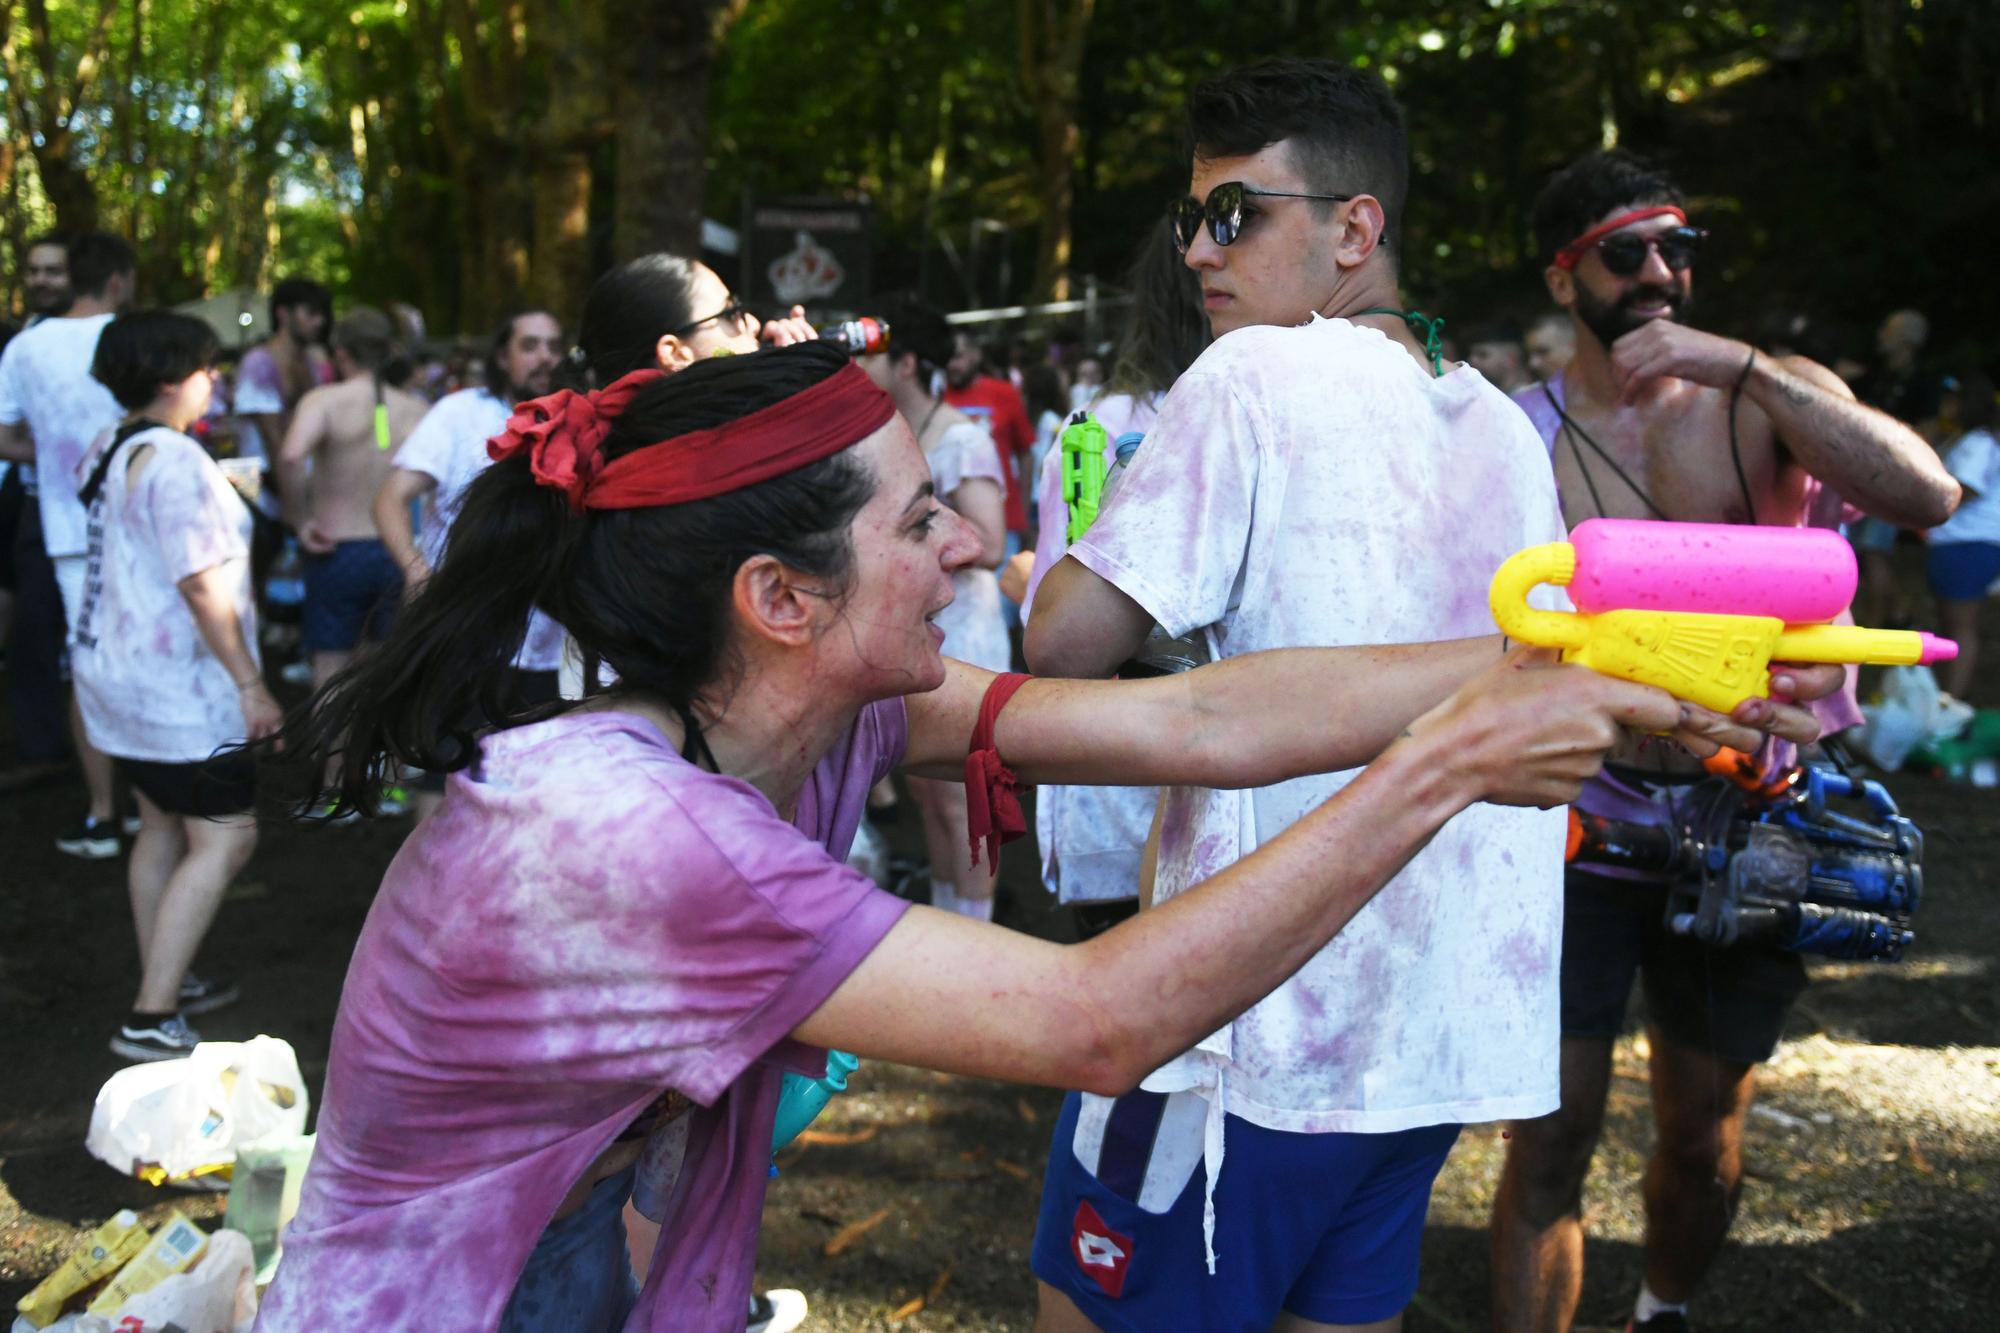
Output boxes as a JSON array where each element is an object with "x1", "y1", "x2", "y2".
[{"x1": 1357, "y1": 306, "x2": 1446, "y2": 377}]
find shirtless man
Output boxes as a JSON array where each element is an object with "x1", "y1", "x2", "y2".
[
  {"x1": 237, "y1": 277, "x2": 332, "y2": 472},
  {"x1": 1489, "y1": 149, "x2": 1959, "y2": 1333},
  {"x1": 275, "y1": 307, "x2": 429, "y2": 695}
]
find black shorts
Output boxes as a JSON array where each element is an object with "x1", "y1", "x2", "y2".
[
  {"x1": 410, "y1": 669, "x2": 564, "y2": 793},
  {"x1": 117, "y1": 751, "x2": 258, "y2": 819},
  {"x1": 1561, "y1": 868, "x2": 1808, "y2": 1066}
]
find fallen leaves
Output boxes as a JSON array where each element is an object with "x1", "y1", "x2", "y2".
[{"x1": 823, "y1": 1207, "x2": 892, "y2": 1257}]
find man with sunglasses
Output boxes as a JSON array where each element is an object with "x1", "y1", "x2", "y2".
[
  {"x1": 1490, "y1": 149, "x2": 1958, "y2": 1333},
  {"x1": 1019, "y1": 61, "x2": 1806, "y2": 1333}
]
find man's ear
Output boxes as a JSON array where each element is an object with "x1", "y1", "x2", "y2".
[
  {"x1": 655, "y1": 333, "x2": 698, "y2": 372},
  {"x1": 1543, "y1": 264, "x2": 1575, "y2": 309},
  {"x1": 730, "y1": 553, "x2": 821, "y2": 650},
  {"x1": 1333, "y1": 195, "x2": 1389, "y2": 270}
]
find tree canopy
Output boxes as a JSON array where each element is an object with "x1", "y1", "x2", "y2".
[{"x1": 2, "y1": 0, "x2": 1994, "y2": 361}]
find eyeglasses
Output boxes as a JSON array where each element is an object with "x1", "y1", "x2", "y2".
[
  {"x1": 1589, "y1": 226, "x2": 1708, "y2": 277},
  {"x1": 1170, "y1": 181, "x2": 1355, "y2": 253},
  {"x1": 673, "y1": 300, "x2": 754, "y2": 339}
]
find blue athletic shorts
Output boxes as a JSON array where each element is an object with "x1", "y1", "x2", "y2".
[
  {"x1": 302, "y1": 539, "x2": 402, "y2": 653},
  {"x1": 1927, "y1": 541, "x2": 2000, "y2": 601},
  {"x1": 500, "y1": 1165, "x2": 638, "y2": 1332},
  {"x1": 1030, "y1": 1089, "x2": 1460, "y2": 1330}
]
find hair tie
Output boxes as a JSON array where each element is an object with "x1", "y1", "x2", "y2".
[{"x1": 487, "y1": 369, "x2": 664, "y2": 511}]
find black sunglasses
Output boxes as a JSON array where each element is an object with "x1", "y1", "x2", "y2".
[
  {"x1": 1170, "y1": 181, "x2": 1355, "y2": 253},
  {"x1": 673, "y1": 299, "x2": 753, "y2": 339},
  {"x1": 1592, "y1": 226, "x2": 1708, "y2": 277}
]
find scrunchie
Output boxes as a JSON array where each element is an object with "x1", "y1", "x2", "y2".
[
  {"x1": 964, "y1": 672, "x2": 1034, "y2": 869},
  {"x1": 487, "y1": 368, "x2": 664, "y2": 511}
]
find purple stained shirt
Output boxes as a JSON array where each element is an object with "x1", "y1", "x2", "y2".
[{"x1": 256, "y1": 704, "x2": 911, "y2": 1332}]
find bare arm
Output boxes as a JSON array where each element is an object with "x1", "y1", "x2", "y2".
[
  {"x1": 947, "y1": 476, "x2": 1007, "y2": 569},
  {"x1": 796, "y1": 651, "x2": 1680, "y2": 1092},
  {"x1": 1021, "y1": 552, "x2": 1157, "y2": 678},
  {"x1": 374, "y1": 467, "x2": 436, "y2": 584},
  {"x1": 1749, "y1": 354, "x2": 1959, "y2": 528},
  {"x1": 1610, "y1": 322, "x2": 1960, "y2": 528},
  {"x1": 179, "y1": 563, "x2": 281, "y2": 741},
  {"x1": 0, "y1": 421, "x2": 31, "y2": 464}
]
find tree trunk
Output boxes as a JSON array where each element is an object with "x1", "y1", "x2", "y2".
[
  {"x1": 611, "y1": 0, "x2": 743, "y2": 260},
  {"x1": 526, "y1": 0, "x2": 606, "y2": 323},
  {"x1": 1017, "y1": 0, "x2": 1096, "y2": 302}
]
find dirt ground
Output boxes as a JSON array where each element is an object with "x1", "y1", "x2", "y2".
[{"x1": 3, "y1": 618, "x2": 1997, "y2": 1329}]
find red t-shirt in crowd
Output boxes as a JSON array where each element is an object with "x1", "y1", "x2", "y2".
[{"x1": 945, "y1": 376, "x2": 1034, "y2": 533}]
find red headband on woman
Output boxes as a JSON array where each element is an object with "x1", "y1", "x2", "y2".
[
  {"x1": 488, "y1": 360, "x2": 897, "y2": 512},
  {"x1": 1552, "y1": 205, "x2": 1687, "y2": 270}
]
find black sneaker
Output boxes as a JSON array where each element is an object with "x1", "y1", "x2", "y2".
[
  {"x1": 111, "y1": 1015, "x2": 201, "y2": 1061},
  {"x1": 1629, "y1": 1313, "x2": 1693, "y2": 1333},
  {"x1": 56, "y1": 815, "x2": 120, "y2": 859},
  {"x1": 177, "y1": 973, "x2": 240, "y2": 1016},
  {"x1": 746, "y1": 1289, "x2": 807, "y2": 1333}
]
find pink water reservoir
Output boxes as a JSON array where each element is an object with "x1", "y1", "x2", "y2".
[{"x1": 1566, "y1": 518, "x2": 1857, "y2": 622}]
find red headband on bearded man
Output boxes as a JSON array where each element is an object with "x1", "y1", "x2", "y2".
[
  {"x1": 487, "y1": 359, "x2": 897, "y2": 512},
  {"x1": 1552, "y1": 205, "x2": 1687, "y2": 271}
]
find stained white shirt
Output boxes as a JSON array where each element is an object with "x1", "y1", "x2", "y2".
[
  {"x1": 393, "y1": 387, "x2": 568, "y2": 672},
  {"x1": 925, "y1": 420, "x2": 1011, "y2": 674},
  {"x1": 0, "y1": 313, "x2": 122, "y2": 556},
  {"x1": 71, "y1": 426, "x2": 259, "y2": 762},
  {"x1": 1932, "y1": 428, "x2": 2000, "y2": 546},
  {"x1": 1069, "y1": 316, "x2": 1569, "y2": 1134}
]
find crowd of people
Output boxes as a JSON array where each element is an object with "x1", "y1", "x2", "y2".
[{"x1": 0, "y1": 50, "x2": 1982, "y2": 1333}]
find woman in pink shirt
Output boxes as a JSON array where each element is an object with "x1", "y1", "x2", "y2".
[{"x1": 253, "y1": 341, "x2": 1762, "y2": 1331}]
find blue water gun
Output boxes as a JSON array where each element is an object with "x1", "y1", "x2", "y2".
[{"x1": 771, "y1": 1049, "x2": 861, "y2": 1159}]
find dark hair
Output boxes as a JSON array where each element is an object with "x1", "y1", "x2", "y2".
[
  {"x1": 484, "y1": 308, "x2": 561, "y2": 397},
  {"x1": 67, "y1": 232, "x2": 136, "y2": 299},
  {"x1": 24, "y1": 231, "x2": 68, "y2": 257},
  {"x1": 867, "y1": 293, "x2": 954, "y2": 380},
  {"x1": 575, "y1": 253, "x2": 703, "y2": 384},
  {"x1": 268, "y1": 341, "x2": 878, "y2": 815},
  {"x1": 1185, "y1": 57, "x2": 1409, "y2": 251},
  {"x1": 1022, "y1": 364, "x2": 1066, "y2": 420},
  {"x1": 332, "y1": 306, "x2": 414, "y2": 387},
  {"x1": 1532, "y1": 149, "x2": 1687, "y2": 266},
  {"x1": 1107, "y1": 217, "x2": 1210, "y2": 401},
  {"x1": 268, "y1": 277, "x2": 332, "y2": 333},
  {"x1": 91, "y1": 310, "x2": 220, "y2": 410},
  {"x1": 1954, "y1": 370, "x2": 1997, "y2": 432}
]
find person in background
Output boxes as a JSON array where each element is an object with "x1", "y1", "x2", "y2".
[
  {"x1": 1525, "y1": 309, "x2": 1576, "y2": 384},
  {"x1": 73, "y1": 311, "x2": 276, "y2": 1059},
  {"x1": 235, "y1": 277, "x2": 332, "y2": 478},
  {"x1": 860, "y1": 296, "x2": 1011, "y2": 920},
  {"x1": 372, "y1": 309, "x2": 567, "y2": 823},
  {"x1": 1924, "y1": 370, "x2": 2000, "y2": 699},
  {"x1": 1467, "y1": 318, "x2": 1533, "y2": 394},
  {"x1": 945, "y1": 329, "x2": 1037, "y2": 544},
  {"x1": 1068, "y1": 352, "x2": 1107, "y2": 414},
  {"x1": 0, "y1": 231, "x2": 134, "y2": 854},
  {"x1": 1851, "y1": 306, "x2": 1945, "y2": 626},
  {"x1": 0, "y1": 235, "x2": 71, "y2": 665},
  {"x1": 1022, "y1": 362, "x2": 1069, "y2": 515}
]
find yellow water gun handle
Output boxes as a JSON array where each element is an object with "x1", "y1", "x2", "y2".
[{"x1": 1488, "y1": 542, "x2": 1586, "y2": 651}]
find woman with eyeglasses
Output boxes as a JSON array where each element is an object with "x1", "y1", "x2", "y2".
[
  {"x1": 249, "y1": 340, "x2": 1719, "y2": 1332},
  {"x1": 570, "y1": 254, "x2": 818, "y2": 385}
]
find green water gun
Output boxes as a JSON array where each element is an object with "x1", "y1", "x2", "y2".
[{"x1": 1060, "y1": 412, "x2": 1109, "y2": 544}]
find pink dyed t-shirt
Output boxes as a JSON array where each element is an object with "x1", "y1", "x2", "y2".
[
  {"x1": 70, "y1": 426, "x2": 258, "y2": 762},
  {"x1": 257, "y1": 704, "x2": 911, "y2": 1332}
]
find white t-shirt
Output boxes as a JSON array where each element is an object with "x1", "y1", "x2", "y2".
[
  {"x1": 1025, "y1": 392, "x2": 1163, "y2": 905},
  {"x1": 926, "y1": 420, "x2": 1012, "y2": 674},
  {"x1": 71, "y1": 426, "x2": 259, "y2": 762},
  {"x1": 1932, "y1": 428, "x2": 2000, "y2": 546},
  {"x1": 0, "y1": 313, "x2": 122, "y2": 556},
  {"x1": 394, "y1": 387, "x2": 568, "y2": 672},
  {"x1": 1069, "y1": 316, "x2": 1569, "y2": 1134}
]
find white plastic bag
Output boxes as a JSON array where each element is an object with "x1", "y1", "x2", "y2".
[
  {"x1": 1855, "y1": 664, "x2": 1941, "y2": 771},
  {"x1": 101, "y1": 1227, "x2": 258, "y2": 1333},
  {"x1": 87, "y1": 1037, "x2": 308, "y2": 1189}
]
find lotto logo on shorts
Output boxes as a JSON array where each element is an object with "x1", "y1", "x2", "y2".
[{"x1": 1071, "y1": 1200, "x2": 1133, "y2": 1299}]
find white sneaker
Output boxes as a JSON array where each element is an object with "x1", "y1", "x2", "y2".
[{"x1": 747, "y1": 1289, "x2": 807, "y2": 1333}]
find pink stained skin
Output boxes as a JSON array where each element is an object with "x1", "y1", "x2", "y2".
[{"x1": 1566, "y1": 517, "x2": 1857, "y2": 622}]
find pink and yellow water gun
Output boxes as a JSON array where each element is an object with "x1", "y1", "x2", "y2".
[{"x1": 1489, "y1": 518, "x2": 1957, "y2": 715}]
